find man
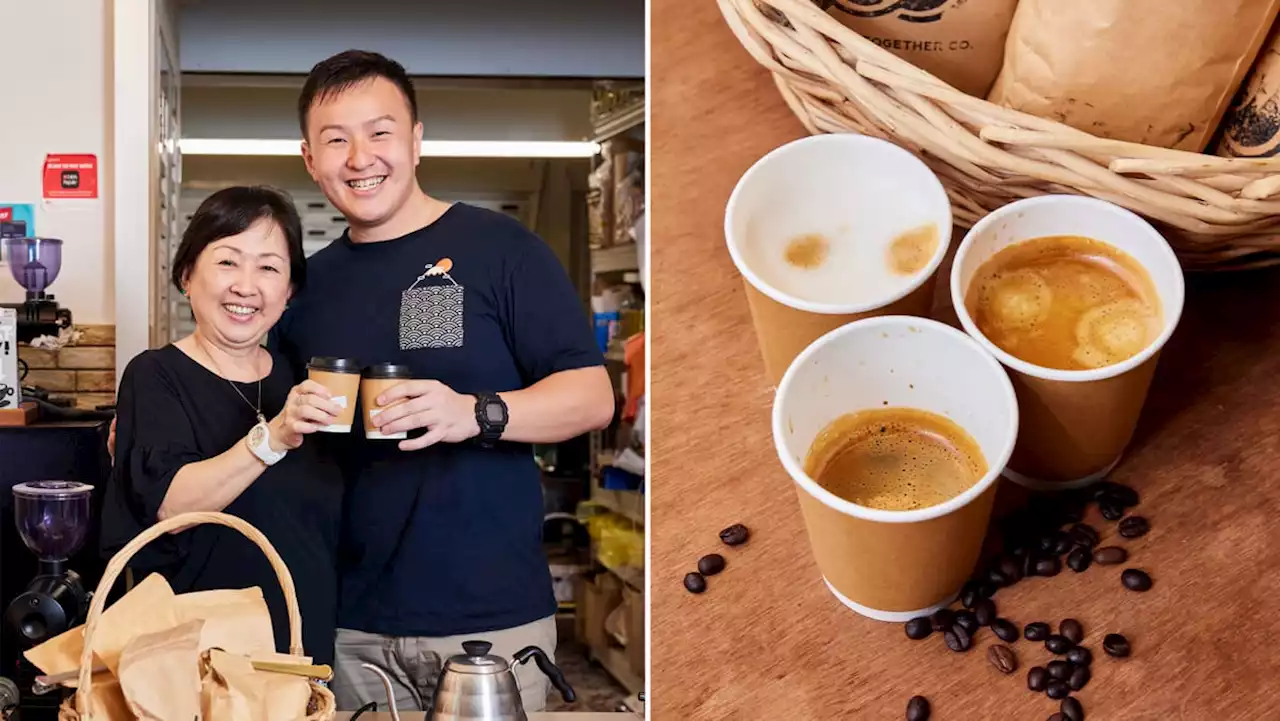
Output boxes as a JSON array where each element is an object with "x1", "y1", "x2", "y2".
[{"x1": 271, "y1": 50, "x2": 614, "y2": 711}]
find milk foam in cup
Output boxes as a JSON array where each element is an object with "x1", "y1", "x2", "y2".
[{"x1": 725, "y1": 134, "x2": 953, "y2": 385}]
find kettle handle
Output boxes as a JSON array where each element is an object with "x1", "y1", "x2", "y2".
[{"x1": 513, "y1": 646, "x2": 576, "y2": 703}]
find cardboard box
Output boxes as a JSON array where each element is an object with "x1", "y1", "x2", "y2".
[{"x1": 623, "y1": 586, "x2": 645, "y2": 677}]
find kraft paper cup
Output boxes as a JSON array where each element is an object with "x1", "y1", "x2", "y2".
[
  {"x1": 725, "y1": 134, "x2": 953, "y2": 386},
  {"x1": 950, "y1": 195, "x2": 1186, "y2": 490},
  {"x1": 772, "y1": 316, "x2": 1019, "y2": 621},
  {"x1": 306, "y1": 357, "x2": 361, "y2": 433},
  {"x1": 361, "y1": 363, "x2": 412, "y2": 440}
]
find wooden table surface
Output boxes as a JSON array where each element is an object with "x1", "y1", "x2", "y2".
[
  {"x1": 333, "y1": 714, "x2": 627, "y2": 720},
  {"x1": 649, "y1": 1, "x2": 1280, "y2": 719}
]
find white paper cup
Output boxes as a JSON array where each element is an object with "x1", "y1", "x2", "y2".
[
  {"x1": 950, "y1": 195, "x2": 1185, "y2": 489},
  {"x1": 725, "y1": 134, "x2": 953, "y2": 385},
  {"x1": 772, "y1": 316, "x2": 1019, "y2": 621}
]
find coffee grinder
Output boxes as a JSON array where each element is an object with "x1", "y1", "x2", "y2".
[
  {"x1": 1, "y1": 239, "x2": 72, "y2": 344},
  {"x1": 4, "y1": 482, "x2": 94, "y2": 719}
]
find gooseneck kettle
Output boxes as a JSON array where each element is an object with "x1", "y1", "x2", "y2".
[{"x1": 362, "y1": 639, "x2": 576, "y2": 721}]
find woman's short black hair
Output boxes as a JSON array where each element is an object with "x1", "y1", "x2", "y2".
[{"x1": 171, "y1": 185, "x2": 306, "y2": 294}]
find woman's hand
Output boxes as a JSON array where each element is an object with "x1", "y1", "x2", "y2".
[{"x1": 268, "y1": 380, "x2": 343, "y2": 451}]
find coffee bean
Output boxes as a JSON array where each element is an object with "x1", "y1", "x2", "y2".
[
  {"x1": 1037, "y1": 533, "x2": 1057, "y2": 553},
  {"x1": 1048, "y1": 715, "x2": 1065, "y2": 721},
  {"x1": 1027, "y1": 666, "x2": 1048, "y2": 692},
  {"x1": 1066, "y1": 647, "x2": 1092, "y2": 666},
  {"x1": 1022, "y1": 550, "x2": 1037, "y2": 577},
  {"x1": 1093, "y1": 546, "x2": 1128, "y2": 565},
  {"x1": 976, "y1": 581, "x2": 997, "y2": 600},
  {"x1": 1061, "y1": 696, "x2": 1084, "y2": 721},
  {"x1": 955, "y1": 610, "x2": 979, "y2": 634},
  {"x1": 992, "y1": 618, "x2": 1019, "y2": 643},
  {"x1": 1118, "y1": 515, "x2": 1151, "y2": 538},
  {"x1": 1103, "y1": 633, "x2": 1131, "y2": 658},
  {"x1": 999, "y1": 556, "x2": 1023, "y2": 584},
  {"x1": 1121, "y1": 568, "x2": 1153, "y2": 592},
  {"x1": 683, "y1": 572, "x2": 706, "y2": 594},
  {"x1": 944, "y1": 624, "x2": 972, "y2": 652},
  {"x1": 986, "y1": 566, "x2": 1010, "y2": 588},
  {"x1": 931, "y1": 608, "x2": 955, "y2": 632},
  {"x1": 1068, "y1": 664, "x2": 1091, "y2": 691},
  {"x1": 1046, "y1": 679, "x2": 1070, "y2": 700},
  {"x1": 1045, "y1": 634, "x2": 1073, "y2": 655},
  {"x1": 904, "y1": 617, "x2": 933, "y2": 640},
  {"x1": 960, "y1": 581, "x2": 980, "y2": 609},
  {"x1": 1066, "y1": 547, "x2": 1091, "y2": 573},
  {"x1": 1058, "y1": 501, "x2": 1086, "y2": 524},
  {"x1": 1099, "y1": 503, "x2": 1125, "y2": 521},
  {"x1": 1047, "y1": 660, "x2": 1072, "y2": 680},
  {"x1": 1034, "y1": 556, "x2": 1063, "y2": 577},
  {"x1": 1094, "y1": 481, "x2": 1139, "y2": 507},
  {"x1": 718, "y1": 523, "x2": 749, "y2": 546},
  {"x1": 1060, "y1": 619, "x2": 1084, "y2": 644},
  {"x1": 1025, "y1": 622, "x2": 1050, "y2": 641},
  {"x1": 974, "y1": 599, "x2": 996, "y2": 626},
  {"x1": 988, "y1": 644, "x2": 1018, "y2": 674},
  {"x1": 906, "y1": 695, "x2": 930, "y2": 721},
  {"x1": 697, "y1": 553, "x2": 726, "y2": 576},
  {"x1": 1051, "y1": 532, "x2": 1074, "y2": 555},
  {"x1": 1069, "y1": 523, "x2": 1100, "y2": 548}
]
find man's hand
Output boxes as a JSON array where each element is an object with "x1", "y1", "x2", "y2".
[{"x1": 369, "y1": 380, "x2": 480, "y2": 451}]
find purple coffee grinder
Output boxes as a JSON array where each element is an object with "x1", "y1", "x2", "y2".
[
  {"x1": 1, "y1": 239, "x2": 73, "y2": 344},
  {"x1": 4, "y1": 482, "x2": 94, "y2": 647}
]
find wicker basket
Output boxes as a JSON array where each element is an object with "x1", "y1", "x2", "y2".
[
  {"x1": 62, "y1": 511, "x2": 337, "y2": 721},
  {"x1": 718, "y1": 0, "x2": 1280, "y2": 271}
]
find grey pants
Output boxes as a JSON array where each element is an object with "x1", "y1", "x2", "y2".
[{"x1": 331, "y1": 616, "x2": 558, "y2": 713}]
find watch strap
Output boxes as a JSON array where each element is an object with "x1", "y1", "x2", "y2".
[
  {"x1": 474, "y1": 392, "x2": 507, "y2": 446},
  {"x1": 247, "y1": 421, "x2": 287, "y2": 466}
]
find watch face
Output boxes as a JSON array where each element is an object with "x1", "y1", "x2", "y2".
[
  {"x1": 485, "y1": 402, "x2": 505, "y2": 423},
  {"x1": 250, "y1": 425, "x2": 266, "y2": 446}
]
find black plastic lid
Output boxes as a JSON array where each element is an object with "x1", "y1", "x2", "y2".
[
  {"x1": 307, "y1": 356, "x2": 361, "y2": 374},
  {"x1": 363, "y1": 363, "x2": 412, "y2": 379}
]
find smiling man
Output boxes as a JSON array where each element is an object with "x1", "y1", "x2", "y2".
[{"x1": 269, "y1": 51, "x2": 615, "y2": 712}]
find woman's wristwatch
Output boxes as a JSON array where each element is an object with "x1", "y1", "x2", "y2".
[{"x1": 246, "y1": 421, "x2": 288, "y2": 466}]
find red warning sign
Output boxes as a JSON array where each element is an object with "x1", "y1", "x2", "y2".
[{"x1": 43, "y1": 154, "x2": 98, "y2": 200}]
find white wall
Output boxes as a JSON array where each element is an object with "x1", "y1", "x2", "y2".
[
  {"x1": 0, "y1": 1, "x2": 113, "y2": 324},
  {"x1": 178, "y1": 0, "x2": 645, "y2": 78}
]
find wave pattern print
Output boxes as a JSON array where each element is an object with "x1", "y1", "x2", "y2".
[
  {"x1": 832, "y1": 0, "x2": 948, "y2": 22},
  {"x1": 399, "y1": 285, "x2": 465, "y2": 349}
]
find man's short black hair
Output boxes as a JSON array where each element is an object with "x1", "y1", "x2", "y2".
[
  {"x1": 298, "y1": 50, "x2": 418, "y2": 137},
  {"x1": 172, "y1": 186, "x2": 306, "y2": 294}
]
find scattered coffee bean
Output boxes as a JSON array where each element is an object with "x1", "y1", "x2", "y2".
[
  {"x1": 1093, "y1": 546, "x2": 1128, "y2": 565},
  {"x1": 1046, "y1": 679, "x2": 1070, "y2": 700},
  {"x1": 1058, "y1": 500, "x2": 1087, "y2": 524},
  {"x1": 683, "y1": 572, "x2": 706, "y2": 594},
  {"x1": 1022, "y1": 551, "x2": 1037, "y2": 577},
  {"x1": 1034, "y1": 556, "x2": 1063, "y2": 577},
  {"x1": 1099, "y1": 503, "x2": 1125, "y2": 521},
  {"x1": 697, "y1": 553, "x2": 726, "y2": 576},
  {"x1": 944, "y1": 624, "x2": 972, "y2": 652},
  {"x1": 1066, "y1": 547, "x2": 1092, "y2": 573},
  {"x1": 1066, "y1": 647, "x2": 1092, "y2": 666},
  {"x1": 1121, "y1": 568, "x2": 1153, "y2": 592},
  {"x1": 1068, "y1": 523, "x2": 1100, "y2": 548},
  {"x1": 1094, "y1": 481, "x2": 1139, "y2": 507},
  {"x1": 1118, "y1": 516, "x2": 1151, "y2": 538},
  {"x1": 1068, "y1": 664, "x2": 1091, "y2": 691},
  {"x1": 904, "y1": 617, "x2": 933, "y2": 640},
  {"x1": 1037, "y1": 533, "x2": 1057, "y2": 553},
  {"x1": 1045, "y1": 634, "x2": 1073, "y2": 655},
  {"x1": 976, "y1": 581, "x2": 997, "y2": 600},
  {"x1": 960, "y1": 581, "x2": 980, "y2": 609},
  {"x1": 1061, "y1": 696, "x2": 1085, "y2": 721},
  {"x1": 974, "y1": 599, "x2": 997, "y2": 626},
  {"x1": 1027, "y1": 666, "x2": 1048, "y2": 692},
  {"x1": 987, "y1": 566, "x2": 1010, "y2": 587},
  {"x1": 1047, "y1": 660, "x2": 1072, "y2": 680},
  {"x1": 955, "y1": 610, "x2": 979, "y2": 634},
  {"x1": 1103, "y1": 633, "x2": 1131, "y2": 658},
  {"x1": 718, "y1": 523, "x2": 749, "y2": 546},
  {"x1": 1025, "y1": 622, "x2": 1050, "y2": 642},
  {"x1": 1051, "y1": 532, "x2": 1074, "y2": 555},
  {"x1": 999, "y1": 556, "x2": 1023, "y2": 584},
  {"x1": 1048, "y1": 715, "x2": 1065, "y2": 721},
  {"x1": 906, "y1": 695, "x2": 930, "y2": 721},
  {"x1": 1060, "y1": 619, "x2": 1084, "y2": 644},
  {"x1": 988, "y1": 644, "x2": 1018, "y2": 674},
  {"x1": 931, "y1": 608, "x2": 956, "y2": 632},
  {"x1": 992, "y1": 618, "x2": 1019, "y2": 643}
]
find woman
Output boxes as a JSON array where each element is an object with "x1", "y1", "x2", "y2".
[{"x1": 101, "y1": 186, "x2": 344, "y2": 664}]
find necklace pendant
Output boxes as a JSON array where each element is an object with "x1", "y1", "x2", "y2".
[{"x1": 256, "y1": 412, "x2": 267, "y2": 426}]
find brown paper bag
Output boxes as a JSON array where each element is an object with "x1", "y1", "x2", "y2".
[
  {"x1": 175, "y1": 588, "x2": 277, "y2": 657},
  {"x1": 88, "y1": 572, "x2": 180, "y2": 677},
  {"x1": 988, "y1": 0, "x2": 1280, "y2": 152},
  {"x1": 1217, "y1": 25, "x2": 1280, "y2": 157},
  {"x1": 117, "y1": 619, "x2": 205, "y2": 721},
  {"x1": 24, "y1": 625, "x2": 86, "y2": 678},
  {"x1": 824, "y1": 0, "x2": 1020, "y2": 97},
  {"x1": 201, "y1": 648, "x2": 311, "y2": 721},
  {"x1": 78, "y1": 672, "x2": 134, "y2": 721}
]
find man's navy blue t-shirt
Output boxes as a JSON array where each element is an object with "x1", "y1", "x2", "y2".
[{"x1": 270, "y1": 203, "x2": 603, "y2": 637}]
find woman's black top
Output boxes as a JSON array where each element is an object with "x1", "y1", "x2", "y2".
[{"x1": 100, "y1": 344, "x2": 342, "y2": 664}]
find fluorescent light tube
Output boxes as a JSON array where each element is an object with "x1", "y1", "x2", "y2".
[{"x1": 178, "y1": 138, "x2": 601, "y2": 158}]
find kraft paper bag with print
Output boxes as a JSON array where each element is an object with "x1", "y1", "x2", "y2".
[
  {"x1": 1217, "y1": 25, "x2": 1280, "y2": 157},
  {"x1": 989, "y1": 0, "x2": 1280, "y2": 151},
  {"x1": 117, "y1": 619, "x2": 206, "y2": 721}
]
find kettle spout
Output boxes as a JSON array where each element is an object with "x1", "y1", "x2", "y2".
[{"x1": 360, "y1": 662, "x2": 400, "y2": 721}]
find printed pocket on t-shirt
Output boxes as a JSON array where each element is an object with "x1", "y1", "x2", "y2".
[{"x1": 399, "y1": 258, "x2": 464, "y2": 350}]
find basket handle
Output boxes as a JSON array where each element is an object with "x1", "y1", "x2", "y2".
[{"x1": 75, "y1": 511, "x2": 303, "y2": 717}]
